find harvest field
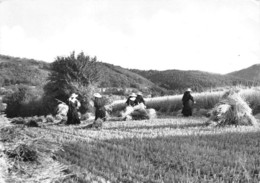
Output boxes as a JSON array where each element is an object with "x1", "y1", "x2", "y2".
[
  {"x1": 111, "y1": 87, "x2": 260, "y2": 116},
  {"x1": 2, "y1": 116, "x2": 260, "y2": 182}
]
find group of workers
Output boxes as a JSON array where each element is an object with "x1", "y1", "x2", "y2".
[
  {"x1": 65, "y1": 92, "x2": 107, "y2": 125},
  {"x1": 125, "y1": 92, "x2": 146, "y2": 107},
  {"x1": 65, "y1": 88, "x2": 195, "y2": 125}
]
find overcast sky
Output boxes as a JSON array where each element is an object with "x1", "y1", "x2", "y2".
[{"x1": 0, "y1": 0, "x2": 259, "y2": 74}]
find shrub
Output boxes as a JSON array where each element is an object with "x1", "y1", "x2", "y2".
[{"x1": 3, "y1": 85, "x2": 49, "y2": 117}]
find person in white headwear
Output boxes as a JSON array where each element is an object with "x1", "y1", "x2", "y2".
[
  {"x1": 181, "y1": 88, "x2": 195, "y2": 117},
  {"x1": 125, "y1": 93, "x2": 137, "y2": 107},
  {"x1": 66, "y1": 93, "x2": 81, "y2": 125},
  {"x1": 122, "y1": 93, "x2": 145, "y2": 119},
  {"x1": 135, "y1": 92, "x2": 145, "y2": 105},
  {"x1": 133, "y1": 91, "x2": 146, "y2": 110}
]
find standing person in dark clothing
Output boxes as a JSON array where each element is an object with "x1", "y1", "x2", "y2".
[
  {"x1": 66, "y1": 93, "x2": 81, "y2": 125},
  {"x1": 126, "y1": 93, "x2": 137, "y2": 107},
  {"x1": 181, "y1": 88, "x2": 195, "y2": 117},
  {"x1": 135, "y1": 92, "x2": 146, "y2": 106},
  {"x1": 93, "y1": 93, "x2": 106, "y2": 121}
]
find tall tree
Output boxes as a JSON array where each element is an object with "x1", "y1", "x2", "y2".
[{"x1": 44, "y1": 51, "x2": 101, "y2": 113}]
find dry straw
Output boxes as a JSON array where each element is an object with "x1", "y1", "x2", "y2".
[{"x1": 207, "y1": 90, "x2": 258, "y2": 127}]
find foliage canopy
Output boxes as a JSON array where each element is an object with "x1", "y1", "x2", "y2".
[{"x1": 44, "y1": 52, "x2": 101, "y2": 113}]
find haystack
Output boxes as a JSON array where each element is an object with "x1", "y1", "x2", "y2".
[
  {"x1": 207, "y1": 90, "x2": 258, "y2": 127},
  {"x1": 121, "y1": 104, "x2": 157, "y2": 121},
  {"x1": 92, "y1": 118, "x2": 103, "y2": 129},
  {"x1": 6, "y1": 143, "x2": 37, "y2": 162},
  {"x1": 1, "y1": 125, "x2": 70, "y2": 182},
  {"x1": 131, "y1": 109, "x2": 150, "y2": 120},
  {"x1": 10, "y1": 117, "x2": 25, "y2": 125},
  {"x1": 55, "y1": 102, "x2": 69, "y2": 121},
  {"x1": 56, "y1": 102, "x2": 69, "y2": 116}
]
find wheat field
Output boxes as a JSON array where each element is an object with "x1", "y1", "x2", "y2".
[
  {"x1": 111, "y1": 87, "x2": 260, "y2": 116},
  {"x1": 1, "y1": 116, "x2": 258, "y2": 183},
  {"x1": 1, "y1": 87, "x2": 260, "y2": 182}
]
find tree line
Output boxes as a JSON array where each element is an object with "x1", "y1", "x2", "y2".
[{"x1": 3, "y1": 52, "x2": 100, "y2": 117}]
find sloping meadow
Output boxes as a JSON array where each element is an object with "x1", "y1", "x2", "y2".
[
  {"x1": 14, "y1": 116, "x2": 260, "y2": 182},
  {"x1": 2, "y1": 87, "x2": 260, "y2": 182}
]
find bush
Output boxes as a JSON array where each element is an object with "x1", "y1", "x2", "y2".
[
  {"x1": 3, "y1": 85, "x2": 49, "y2": 117},
  {"x1": 3, "y1": 85, "x2": 28, "y2": 117}
]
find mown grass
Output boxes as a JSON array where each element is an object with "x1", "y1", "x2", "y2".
[
  {"x1": 55, "y1": 130, "x2": 260, "y2": 182},
  {"x1": 4, "y1": 115, "x2": 260, "y2": 182},
  {"x1": 2, "y1": 87, "x2": 260, "y2": 182},
  {"x1": 38, "y1": 118, "x2": 260, "y2": 183}
]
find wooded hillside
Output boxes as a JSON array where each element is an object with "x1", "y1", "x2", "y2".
[
  {"x1": 227, "y1": 64, "x2": 260, "y2": 82},
  {"x1": 130, "y1": 69, "x2": 259, "y2": 92},
  {"x1": 0, "y1": 54, "x2": 258, "y2": 94},
  {"x1": 0, "y1": 55, "x2": 50, "y2": 87},
  {"x1": 0, "y1": 55, "x2": 163, "y2": 94}
]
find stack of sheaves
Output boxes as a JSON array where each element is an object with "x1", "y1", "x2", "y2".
[
  {"x1": 122, "y1": 103, "x2": 157, "y2": 121},
  {"x1": 207, "y1": 90, "x2": 258, "y2": 127}
]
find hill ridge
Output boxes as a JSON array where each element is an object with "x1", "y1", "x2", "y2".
[
  {"x1": 0, "y1": 54, "x2": 259, "y2": 94},
  {"x1": 227, "y1": 64, "x2": 260, "y2": 82}
]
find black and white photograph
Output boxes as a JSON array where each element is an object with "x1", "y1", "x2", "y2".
[{"x1": 0, "y1": 0, "x2": 260, "y2": 182}]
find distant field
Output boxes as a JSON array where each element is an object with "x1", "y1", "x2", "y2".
[
  {"x1": 111, "y1": 87, "x2": 260, "y2": 116},
  {"x1": 12, "y1": 117, "x2": 260, "y2": 182}
]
